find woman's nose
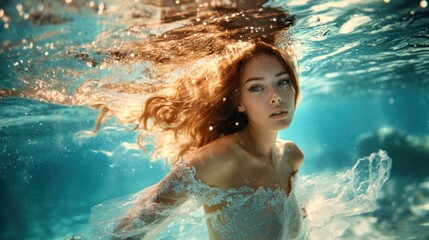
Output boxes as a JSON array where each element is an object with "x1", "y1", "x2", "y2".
[{"x1": 270, "y1": 91, "x2": 281, "y2": 104}]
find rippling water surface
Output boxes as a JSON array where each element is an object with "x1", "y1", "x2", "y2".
[{"x1": 1, "y1": 0, "x2": 428, "y2": 239}]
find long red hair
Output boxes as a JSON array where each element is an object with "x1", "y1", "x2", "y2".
[{"x1": 138, "y1": 41, "x2": 300, "y2": 164}]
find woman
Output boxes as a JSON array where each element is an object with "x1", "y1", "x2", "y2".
[
  {"x1": 89, "y1": 38, "x2": 393, "y2": 240},
  {"x1": 103, "y1": 41, "x2": 305, "y2": 239}
]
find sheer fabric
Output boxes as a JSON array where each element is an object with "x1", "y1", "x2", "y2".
[{"x1": 90, "y1": 150, "x2": 391, "y2": 240}]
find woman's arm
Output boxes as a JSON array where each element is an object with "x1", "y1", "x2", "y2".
[
  {"x1": 112, "y1": 139, "x2": 238, "y2": 238},
  {"x1": 113, "y1": 164, "x2": 190, "y2": 239}
]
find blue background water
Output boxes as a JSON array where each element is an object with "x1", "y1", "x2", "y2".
[{"x1": 1, "y1": 0, "x2": 428, "y2": 239}]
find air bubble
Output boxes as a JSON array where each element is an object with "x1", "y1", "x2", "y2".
[
  {"x1": 98, "y1": 3, "x2": 105, "y2": 15},
  {"x1": 16, "y1": 4, "x2": 23, "y2": 12}
]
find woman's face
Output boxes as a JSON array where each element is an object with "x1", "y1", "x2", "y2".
[{"x1": 239, "y1": 53, "x2": 296, "y2": 131}]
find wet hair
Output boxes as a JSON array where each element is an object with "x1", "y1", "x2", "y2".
[
  {"x1": 70, "y1": 6, "x2": 298, "y2": 164},
  {"x1": 138, "y1": 41, "x2": 300, "y2": 164}
]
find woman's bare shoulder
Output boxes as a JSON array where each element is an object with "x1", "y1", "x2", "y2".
[
  {"x1": 277, "y1": 139, "x2": 304, "y2": 172},
  {"x1": 183, "y1": 136, "x2": 241, "y2": 188}
]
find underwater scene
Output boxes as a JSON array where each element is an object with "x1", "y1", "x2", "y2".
[{"x1": 0, "y1": 0, "x2": 428, "y2": 239}]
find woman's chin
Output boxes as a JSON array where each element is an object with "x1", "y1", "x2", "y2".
[{"x1": 271, "y1": 121, "x2": 293, "y2": 131}]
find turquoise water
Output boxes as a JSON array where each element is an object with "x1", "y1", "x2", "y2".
[{"x1": 1, "y1": 0, "x2": 428, "y2": 239}]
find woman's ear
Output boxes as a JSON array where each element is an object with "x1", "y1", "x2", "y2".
[{"x1": 238, "y1": 104, "x2": 245, "y2": 112}]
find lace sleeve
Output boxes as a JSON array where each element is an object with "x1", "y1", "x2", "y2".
[{"x1": 89, "y1": 159, "x2": 205, "y2": 239}]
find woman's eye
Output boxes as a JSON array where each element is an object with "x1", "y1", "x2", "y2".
[
  {"x1": 248, "y1": 85, "x2": 264, "y2": 92},
  {"x1": 278, "y1": 79, "x2": 290, "y2": 86}
]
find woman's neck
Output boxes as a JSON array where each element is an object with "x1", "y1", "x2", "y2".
[{"x1": 239, "y1": 124, "x2": 279, "y2": 162}]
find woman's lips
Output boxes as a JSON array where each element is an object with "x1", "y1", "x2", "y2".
[{"x1": 269, "y1": 111, "x2": 288, "y2": 118}]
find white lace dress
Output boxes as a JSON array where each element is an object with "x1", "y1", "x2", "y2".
[
  {"x1": 158, "y1": 161, "x2": 302, "y2": 239},
  {"x1": 90, "y1": 150, "x2": 391, "y2": 240}
]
